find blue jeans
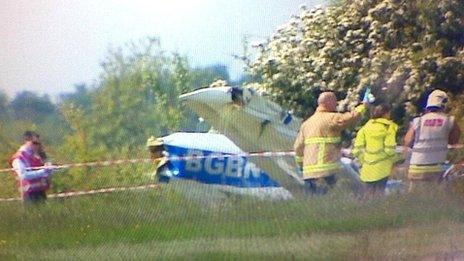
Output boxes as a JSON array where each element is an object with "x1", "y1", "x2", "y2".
[{"x1": 364, "y1": 177, "x2": 388, "y2": 196}]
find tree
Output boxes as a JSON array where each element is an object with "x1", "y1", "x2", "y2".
[
  {"x1": 0, "y1": 91, "x2": 8, "y2": 117},
  {"x1": 191, "y1": 64, "x2": 230, "y2": 89},
  {"x1": 60, "y1": 37, "x2": 205, "y2": 156},
  {"x1": 59, "y1": 84, "x2": 92, "y2": 112},
  {"x1": 9, "y1": 91, "x2": 56, "y2": 122},
  {"x1": 247, "y1": 0, "x2": 464, "y2": 120},
  {"x1": 87, "y1": 38, "x2": 180, "y2": 152}
]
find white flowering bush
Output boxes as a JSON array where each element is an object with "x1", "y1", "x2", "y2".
[
  {"x1": 209, "y1": 79, "x2": 229, "y2": 88},
  {"x1": 246, "y1": 0, "x2": 464, "y2": 119}
]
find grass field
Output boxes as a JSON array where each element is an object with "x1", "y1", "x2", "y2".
[{"x1": 1, "y1": 181, "x2": 463, "y2": 260}]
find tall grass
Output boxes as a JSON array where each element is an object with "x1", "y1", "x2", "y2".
[{"x1": 0, "y1": 181, "x2": 463, "y2": 259}]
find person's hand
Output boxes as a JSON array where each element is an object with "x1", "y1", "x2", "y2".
[
  {"x1": 362, "y1": 87, "x2": 376, "y2": 104},
  {"x1": 340, "y1": 148, "x2": 353, "y2": 158},
  {"x1": 43, "y1": 168, "x2": 53, "y2": 177}
]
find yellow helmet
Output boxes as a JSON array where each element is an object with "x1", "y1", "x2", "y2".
[{"x1": 146, "y1": 136, "x2": 163, "y2": 147}]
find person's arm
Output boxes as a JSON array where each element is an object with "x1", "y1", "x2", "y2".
[
  {"x1": 334, "y1": 104, "x2": 366, "y2": 130},
  {"x1": 449, "y1": 121, "x2": 461, "y2": 145},
  {"x1": 12, "y1": 159, "x2": 50, "y2": 180},
  {"x1": 294, "y1": 127, "x2": 305, "y2": 168},
  {"x1": 403, "y1": 123, "x2": 415, "y2": 148}
]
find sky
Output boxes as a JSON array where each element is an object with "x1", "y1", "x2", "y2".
[{"x1": 0, "y1": 0, "x2": 324, "y2": 99}]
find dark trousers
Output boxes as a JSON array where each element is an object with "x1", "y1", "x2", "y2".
[
  {"x1": 23, "y1": 191, "x2": 47, "y2": 203},
  {"x1": 305, "y1": 175, "x2": 337, "y2": 195},
  {"x1": 364, "y1": 177, "x2": 388, "y2": 197}
]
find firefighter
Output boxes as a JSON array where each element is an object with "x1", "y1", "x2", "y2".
[
  {"x1": 404, "y1": 89, "x2": 461, "y2": 189},
  {"x1": 294, "y1": 90, "x2": 371, "y2": 195},
  {"x1": 353, "y1": 102, "x2": 398, "y2": 197},
  {"x1": 8, "y1": 131, "x2": 55, "y2": 202}
]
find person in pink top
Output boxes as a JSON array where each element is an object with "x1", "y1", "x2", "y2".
[{"x1": 8, "y1": 131, "x2": 55, "y2": 202}]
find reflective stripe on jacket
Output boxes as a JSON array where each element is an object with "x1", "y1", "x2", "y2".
[
  {"x1": 294, "y1": 104, "x2": 365, "y2": 179},
  {"x1": 408, "y1": 164, "x2": 447, "y2": 181},
  {"x1": 353, "y1": 118, "x2": 398, "y2": 182}
]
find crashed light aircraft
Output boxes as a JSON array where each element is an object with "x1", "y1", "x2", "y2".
[
  {"x1": 155, "y1": 132, "x2": 293, "y2": 200},
  {"x1": 179, "y1": 86, "x2": 373, "y2": 194}
]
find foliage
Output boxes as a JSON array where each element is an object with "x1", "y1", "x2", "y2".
[
  {"x1": 447, "y1": 93, "x2": 464, "y2": 173},
  {"x1": 0, "y1": 91, "x2": 8, "y2": 117},
  {"x1": 247, "y1": 0, "x2": 464, "y2": 119},
  {"x1": 59, "y1": 84, "x2": 92, "y2": 113},
  {"x1": 69, "y1": 38, "x2": 228, "y2": 154},
  {"x1": 191, "y1": 64, "x2": 230, "y2": 88},
  {"x1": 9, "y1": 91, "x2": 56, "y2": 123}
]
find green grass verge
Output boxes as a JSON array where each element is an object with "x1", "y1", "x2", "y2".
[{"x1": 0, "y1": 182, "x2": 463, "y2": 259}]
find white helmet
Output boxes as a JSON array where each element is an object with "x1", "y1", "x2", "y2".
[{"x1": 426, "y1": 89, "x2": 448, "y2": 109}]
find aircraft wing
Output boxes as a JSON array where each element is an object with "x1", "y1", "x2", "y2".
[
  {"x1": 179, "y1": 86, "x2": 307, "y2": 191},
  {"x1": 179, "y1": 87, "x2": 301, "y2": 151}
]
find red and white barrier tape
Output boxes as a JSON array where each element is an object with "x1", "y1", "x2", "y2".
[
  {"x1": 2, "y1": 147, "x2": 463, "y2": 201},
  {"x1": 0, "y1": 151, "x2": 296, "y2": 173},
  {"x1": 2, "y1": 145, "x2": 463, "y2": 174},
  {"x1": 0, "y1": 184, "x2": 160, "y2": 202}
]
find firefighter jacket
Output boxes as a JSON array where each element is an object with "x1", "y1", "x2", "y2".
[
  {"x1": 408, "y1": 112, "x2": 455, "y2": 179},
  {"x1": 353, "y1": 118, "x2": 398, "y2": 182},
  {"x1": 294, "y1": 104, "x2": 366, "y2": 179}
]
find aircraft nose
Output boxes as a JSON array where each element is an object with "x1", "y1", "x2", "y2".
[{"x1": 179, "y1": 87, "x2": 233, "y2": 106}]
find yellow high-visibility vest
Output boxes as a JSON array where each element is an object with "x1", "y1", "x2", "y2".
[{"x1": 353, "y1": 118, "x2": 398, "y2": 182}]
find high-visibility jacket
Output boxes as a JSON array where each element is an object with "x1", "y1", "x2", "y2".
[
  {"x1": 8, "y1": 146, "x2": 49, "y2": 197},
  {"x1": 294, "y1": 104, "x2": 366, "y2": 179},
  {"x1": 353, "y1": 118, "x2": 398, "y2": 182},
  {"x1": 408, "y1": 112, "x2": 454, "y2": 179}
]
